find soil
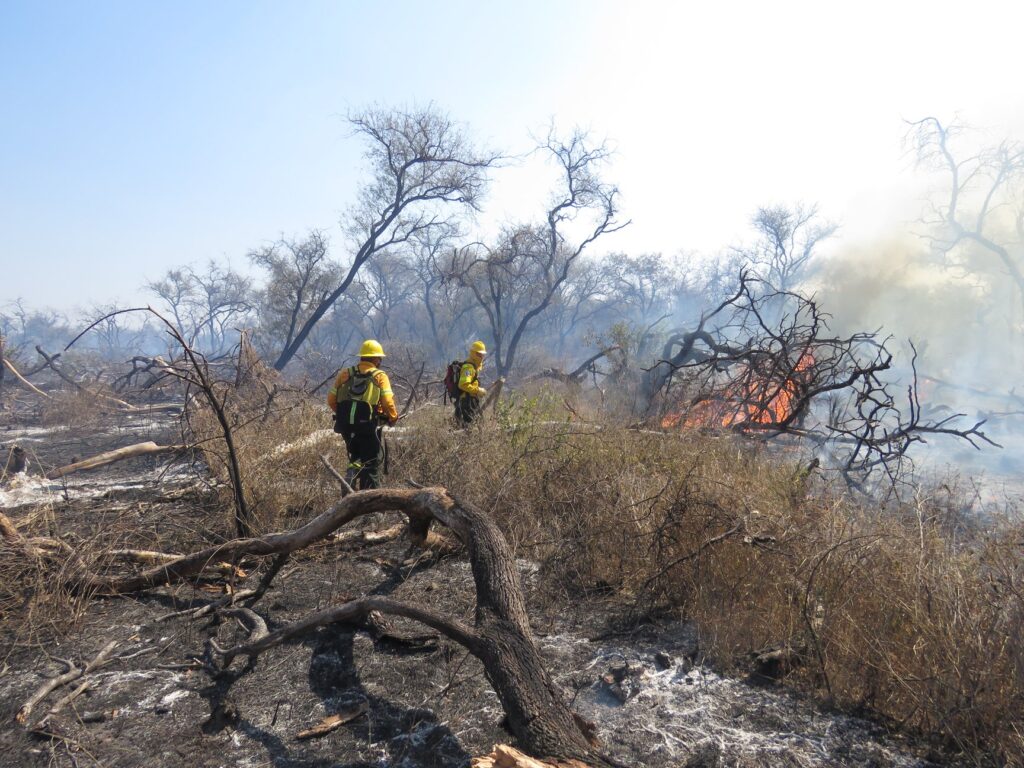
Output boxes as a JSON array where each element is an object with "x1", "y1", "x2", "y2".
[{"x1": 0, "y1": 402, "x2": 956, "y2": 767}]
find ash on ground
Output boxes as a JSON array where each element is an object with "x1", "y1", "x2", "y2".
[{"x1": 0, "y1": 406, "x2": 956, "y2": 768}]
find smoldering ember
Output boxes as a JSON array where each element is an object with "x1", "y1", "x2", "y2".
[{"x1": 4, "y1": 76, "x2": 1024, "y2": 768}]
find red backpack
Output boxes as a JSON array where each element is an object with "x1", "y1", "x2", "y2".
[{"x1": 443, "y1": 360, "x2": 463, "y2": 402}]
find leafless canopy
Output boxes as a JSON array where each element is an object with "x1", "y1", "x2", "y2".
[
  {"x1": 646, "y1": 272, "x2": 997, "y2": 488},
  {"x1": 907, "y1": 116, "x2": 1024, "y2": 317},
  {"x1": 271, "y1": 106, "x2": 502, "y2": 371},
  {"x1": 447, "y1": 128, "x2": 628, "y2": 377}
]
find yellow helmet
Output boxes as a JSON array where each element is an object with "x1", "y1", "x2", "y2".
[
  {"x1": 469, "y1": 340, "x2": 487, "y2": 355},
  {"x1": 358, "y1": 339, "x2": 386, "y2": 358}
]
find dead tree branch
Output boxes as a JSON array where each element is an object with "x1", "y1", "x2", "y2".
[
  {"x1": 17, "y1": 640, "x2": 120, "y2": 726},
  {"x1": 34, "y1": 346, "x2": 136, "y2": 409},
  {"x1": 2, "y1": 358, "x2": 52, "y2": 399},
  {"x1": 68, "y1": 487, "x2": 609, "y2": 764},
  {"x1": 66, "y1": 306, "x2": 253, "y2": 537},
  {"x1": 46, "y1": 441, "x2": 186, "y2": 479},
  {"x1": 648, "y1": 271, "x2": 997, "y2": 486},
  {"x1": 528, "y1": 346, "x2": 623, "y2": 388}
]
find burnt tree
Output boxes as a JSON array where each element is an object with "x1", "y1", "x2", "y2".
[
  {"x1": 646, "y1": 272, "x2": 996, "y2": 488},
  {"x1": 271, "y1": 106, "x2": 500, "y2": 371},
  {"x1": 907, "y1": 116, "x2": 1024, "y2": 318},
  {"x1": 68, "y1": 487, "x2": 614, "y2": 765},
  {"x1": 448, "y1": 128, "x2": 628, "y2": 378}
]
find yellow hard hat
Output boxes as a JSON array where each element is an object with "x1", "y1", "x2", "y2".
[
  {"x1": 469, "y1": 340, "x2": 487, "y2": 355},
  {"x1": 358, "y1": 339, "x2": 386, "y2": 358}
]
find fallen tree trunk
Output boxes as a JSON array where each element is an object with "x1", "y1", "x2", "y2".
[
  {"x1": 2, "y1": 359, "x2": 51, "y2": 399},
  {"x1": 70, "y1": 487, "x2": 613, "y2": 765},
  {"x1": 473, "y1": 744, "x2": 592, "y2": 768},
  {"x1": 46, "y1": 441, "x2": 185, "y2": 479}
]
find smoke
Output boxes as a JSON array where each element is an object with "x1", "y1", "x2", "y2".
[
  {"x1": 809, "y1": 234, "x2": 1024, "y2": 482},
  {"x1": 814, "y1": 233, "x2": 1021, "y2": 377}
]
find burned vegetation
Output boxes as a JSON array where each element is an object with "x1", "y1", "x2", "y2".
[
  {"x1": 2, "y1": 290, "x2": 1023, "y2": 768},
  {"x1": 3, "y1": 110, "x2": 1024, "y2": 768},
  {"x1": 644, "y1": 271, "x2": 997, "y2": 492}
]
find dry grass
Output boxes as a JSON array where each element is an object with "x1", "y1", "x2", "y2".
[
  {"x1": 38, "y1": 388, "x2": 110, "y2": 430},
  {"x1": 390, "y1": 389, "x2": 1023, "y2": 763},
  {"x1": 117, "y1": 382, "x2": 1024, "y2": 762},
  {"x1": 187, "y1": 387, "x2": 344, "y2": 534},
  {"x1": 0, "y1": 502, "x2": 102, "y2": 663}
]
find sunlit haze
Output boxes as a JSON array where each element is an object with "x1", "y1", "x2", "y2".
[{"x1": 2, "y1": 0, "x2": 1022, "y2": 308}]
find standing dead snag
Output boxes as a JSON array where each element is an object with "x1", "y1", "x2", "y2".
[
  {"x1": 66, "y1": 306, "x2": 254, "y2": 537},
  {"x1": 71, "y1": 487, "x2": 610, "y2": 765}
]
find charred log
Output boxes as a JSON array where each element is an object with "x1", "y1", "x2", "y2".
[
  {"x1": 70, "y1": 487, "x2": 612, "y2": 764},
  {"x1": 45, "y1": 441, "x2": 185, "y2": 479}
]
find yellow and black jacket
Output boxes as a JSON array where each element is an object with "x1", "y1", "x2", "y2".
[
  {"x1": 458, "y1": 352, "x2": 486, "y2": 399},
  {"x1": 328, "y1": 362, "x2": 398, "y2": 425}
]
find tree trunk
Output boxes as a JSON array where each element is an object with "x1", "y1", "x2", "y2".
[
  {"x1": 46, "y1": 441, "x2": 184, "y2": 479},
  {"x1": 70, "y1": 487, "x2": 614, "y2": 765}
]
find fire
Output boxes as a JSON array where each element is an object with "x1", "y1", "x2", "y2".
[{"x1": 661, "y1": 352, "x2": 813, "y2": 429}]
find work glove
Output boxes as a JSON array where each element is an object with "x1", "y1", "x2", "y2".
[{"x1": 477, "y1": 388, "x2": 487, "y2": 398}]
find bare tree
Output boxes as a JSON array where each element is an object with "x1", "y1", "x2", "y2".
[
  {"x1": 146, "y1": 260, "x2": 253, "y2": 354},
  {"x1": 450, "y1": 128, "x2": 628, "y2": 377},
  {"x1": 146, "y1": 269, "x2": 193, "y2": 337},
  {"x1": 248, "y1": 230, "x2": 336, "y2": 357},
  {"x1": 67, "y1": 307, "x2": 255, "y2": 537},
  {"x1": 189, "y1": 261, "x2": 253, "y2": 354},
  {"x1": 546, "y1": 255, "x2": 613, "y2": 359},
  {"x1": 741, "y1": 204, "x2": 837, "y2": 293},
  {"x1": 409, "y1": 227, "x2": 476, "y2": 362},
  {"x1": 271, "y1": 106, "x2": 500, "y2": 371},
  {"x1": 647, "y1": 271, "x2": 995, "y2": 489},
  {"x1": 907, "y1": 116, "x2": 1024, "y2": 318},
  {"x1": 301, "y1": 288, "x2": 374, "y2": 369},
  {"x1": 357, "y1": 249, "x2": 418, "y2": 340},
  {"x1": 589, "y1": 253, "x2": 685, "y2": 362},
  {"x1": 81, "y1": 302, "x2": 153, "y2": 359},
  {"x1": 601, "y1": 253, "x2": 674, "y2": 325},
  {"x1": 0, "y1": 299, "x2": 72, "y2": 352}
]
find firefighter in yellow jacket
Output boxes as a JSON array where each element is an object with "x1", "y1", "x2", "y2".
[
  {"x1": 455, "y1": 340, "x2": 488, "y2": 426},
  {"x1": 327, "y1": 340, "x2": 399, "y2": 489}
]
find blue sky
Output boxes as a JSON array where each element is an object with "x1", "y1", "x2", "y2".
[{"x1": 3, "y1": 1, "x2": 1023, "y2": 310}]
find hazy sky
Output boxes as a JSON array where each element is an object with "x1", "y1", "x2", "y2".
[{"x1": 3, "y1": 0, "x2": 1022, "y2": 310}]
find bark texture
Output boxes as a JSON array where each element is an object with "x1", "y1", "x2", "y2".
[{"x1": 73, "y1": 487, "x2": 611, "y2": 764}]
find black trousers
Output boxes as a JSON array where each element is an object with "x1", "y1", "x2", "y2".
[
  {"x1": 341, "y1": 423, "x2": 386, "y2": 489},
  {"x1": 455, "y1": 393, "x2": 481, "y2": 426}
]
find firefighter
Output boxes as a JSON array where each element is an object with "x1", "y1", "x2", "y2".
[
  {"x1": 327, "y1": 339, "x2": 399, "y2": 489},
  {"x1": 455, "y1": 340, "x2": 488, "y2": 426}
]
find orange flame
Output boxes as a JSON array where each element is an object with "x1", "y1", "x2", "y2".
[{"x1": 662, "y1": 352, "x2": 813, "y2": 429}]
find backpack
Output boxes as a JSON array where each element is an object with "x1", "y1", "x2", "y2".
[
  {"x1": 443, "y1": 360, "x2": 466, "y2": 403},
  {"x1": 334, "y1": 367, "x2": 382, "y2": 432}
]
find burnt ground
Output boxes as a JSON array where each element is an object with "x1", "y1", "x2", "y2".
[{"x1": 0, "y1": 407, "x2": 958, "y2": 767}]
